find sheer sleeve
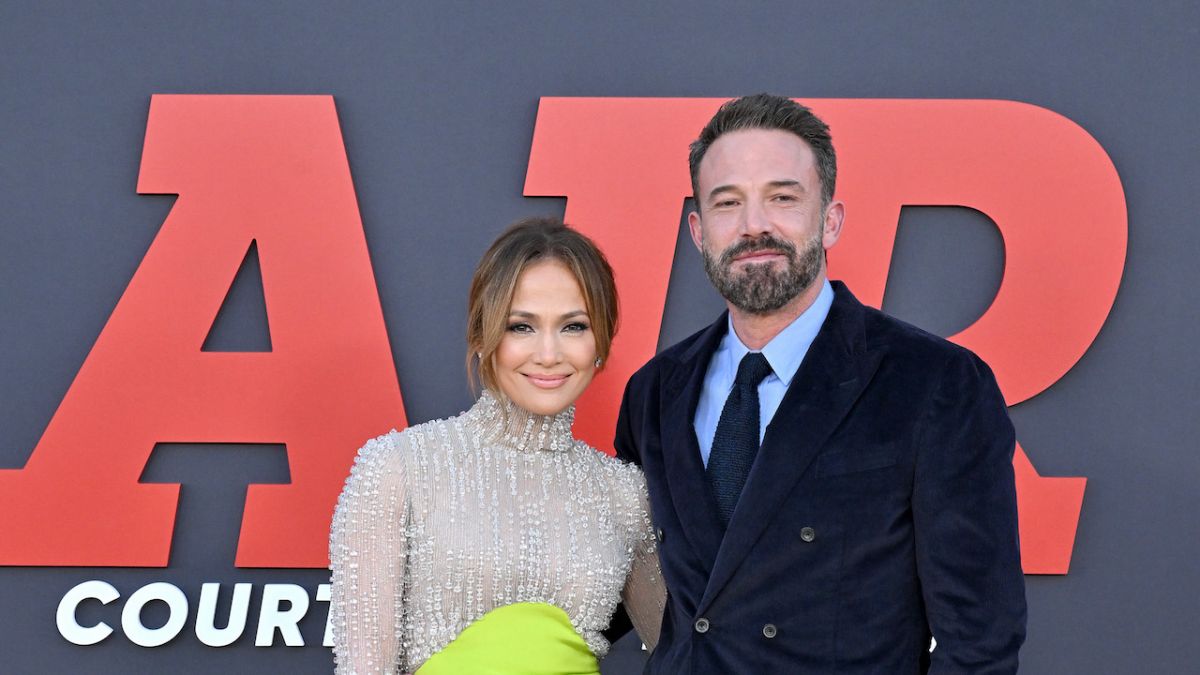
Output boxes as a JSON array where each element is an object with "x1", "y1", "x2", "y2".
[
  {"x1": 329, "y1": 432, "x2": 410, "y2": 674},
  {"x1": 620, "y1": 473, "x2": 667, "y2": 652}
]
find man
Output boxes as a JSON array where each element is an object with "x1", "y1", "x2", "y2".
[{"x1": 615, "y1": 94, "x2": 1026, "y2": 673}]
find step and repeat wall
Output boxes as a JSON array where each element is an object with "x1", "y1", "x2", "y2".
[{"x1": 1, "y1": 2, "x2": 1195, "y2": 673}]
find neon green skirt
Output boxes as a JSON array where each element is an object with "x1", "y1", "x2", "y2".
[{"x1": 415, "y1": 602, "x2": 599, "y2": 675}]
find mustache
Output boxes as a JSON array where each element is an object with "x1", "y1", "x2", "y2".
[{"x1": 718, "y1": 236, "x2": 798, "y2": 265}]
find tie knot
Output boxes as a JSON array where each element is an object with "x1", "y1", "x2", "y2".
[{"x1": 735, "y1": 352, "x2": 773, "y2": 386}]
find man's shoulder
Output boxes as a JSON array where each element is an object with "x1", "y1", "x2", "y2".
[
  {"x1": 862, "y1": 303, "x2": 963, "y2": 354},
  {"x1": 626, "y1": 318, "x2": 720, "y2": 390},
  {"x1": 855, "y1": 300, "x2": 995, "y2": 383}
]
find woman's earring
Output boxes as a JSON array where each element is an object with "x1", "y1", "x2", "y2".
[{"x1": 594, "y1": 357, "x2": 603, "y2": 368}]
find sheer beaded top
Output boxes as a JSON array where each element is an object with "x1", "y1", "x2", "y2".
[
  {"x1": 468, "y1": 388, "x2": 577, "y2": 452},
  {"x1": 329, "y1": 390, "x2": 665, "y2": 674}
]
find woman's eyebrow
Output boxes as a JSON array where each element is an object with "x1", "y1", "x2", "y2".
[{"x1": 507, "y1": 309, "x2": 589, "y2": 319}]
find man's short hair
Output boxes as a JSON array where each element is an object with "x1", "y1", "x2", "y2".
[{"x1": 688, "y1": 93, "x2": 837, "y2": 208}]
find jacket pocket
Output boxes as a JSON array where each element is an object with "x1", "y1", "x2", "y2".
[{"x1": 816, "y1": 446, "x2": 899, "y2": 477}]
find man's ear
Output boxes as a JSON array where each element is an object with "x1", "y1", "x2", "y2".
[
  {"x1": 822, "y1": 200, "x2": 845, "y2": 249},
  {"x1": 687, "y1": 208, "x2": 704, "y2": 252}
]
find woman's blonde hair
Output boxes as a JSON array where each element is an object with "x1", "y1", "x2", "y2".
[{"x1": 466, "y1": 216, "x2": 618, "y2": 393}]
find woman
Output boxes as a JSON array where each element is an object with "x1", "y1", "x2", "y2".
[{"x1": 329, "y1": 217, "x2": 665, "y2": 674}]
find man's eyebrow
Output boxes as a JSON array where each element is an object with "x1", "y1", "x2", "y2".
[
  {"x1": 705, "y1": 180, "x2": 805, "y2": 201},
  {"x1": 767, "y1": 179, "x2": 805, "y2": 191},
  {"x1": 705, "y1": 184, "x2": 740, "y2": 201}
]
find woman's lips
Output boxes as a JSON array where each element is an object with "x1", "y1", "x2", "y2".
[{"x1": 524, "y1": 373, "x2": 570, "y2": 389}]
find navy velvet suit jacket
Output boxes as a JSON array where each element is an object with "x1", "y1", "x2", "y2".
[{"x1": 615, "y1": 281, "x2": 1026, "y2": 674}]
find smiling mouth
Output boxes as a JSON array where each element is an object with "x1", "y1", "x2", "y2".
[
  {"x1": 523, "y1": 373, "x2": 570, "y2": 389},
  {"x1": 734, "y1": 250, "x2": 787, "y2": 263}
]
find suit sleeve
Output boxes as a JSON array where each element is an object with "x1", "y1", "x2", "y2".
[
  {"x1": 913, "y1": 351, "x2": 1026, "y2": 674},
  {"x1": 614, "y1": 376, "x2": 643, "y2": 466}
]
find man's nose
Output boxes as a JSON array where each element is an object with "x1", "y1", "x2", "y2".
[{"x1": 739, "y1": 199, "x2": 774, "y2": 237}]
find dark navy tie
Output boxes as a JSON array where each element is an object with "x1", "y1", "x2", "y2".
[{"x1": 707, "y1": 351, "x2": 773, "y2": 527}]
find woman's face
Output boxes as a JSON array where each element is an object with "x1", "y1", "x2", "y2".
[{"x1": 493, "y1": 259, "x2": 598, "y2": 416}]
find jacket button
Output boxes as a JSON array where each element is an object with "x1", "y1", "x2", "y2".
[
  {"x1": 762, "y1": 623, "x2": 778, "y2": 639},
  {"x1": 694, "y1": 617, "x2": 710, "y2": 633},
  {"x1": 800, "y1": 526, "x2": 816, "y2": 542},
  {"x1": 656, "y1": 528, "x2": 664, "y2": 542}
]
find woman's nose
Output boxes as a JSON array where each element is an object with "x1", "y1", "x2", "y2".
[{"x1": 532, "y1": 333, "x2": 561, "y2": 364}]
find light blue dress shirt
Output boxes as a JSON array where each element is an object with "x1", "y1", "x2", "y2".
[{"x1": 694, "y1": 279, "x2": 834, "y2": 467}]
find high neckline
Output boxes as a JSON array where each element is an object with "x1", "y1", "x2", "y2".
[{"x1": 467, "y1": 389, "x2": 576, "y2": 452}]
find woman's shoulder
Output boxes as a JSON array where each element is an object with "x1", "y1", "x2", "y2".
[
  {"x1": 573, "y1": 441, "x2": 653, "y2": 541},
  {"x1": 345, "y1": 428, "x2": 409, "y2": 479},
  {"x1": 575, "y1": 440, "x2": 647, "y2": 494},
  {"x1": 355, "y1": 408, "x2": 477, "y2": 468}
]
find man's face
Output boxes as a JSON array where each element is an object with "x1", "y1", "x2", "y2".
[{"x1": 688, "y1": 128, "x2": 843, "y2": 315}]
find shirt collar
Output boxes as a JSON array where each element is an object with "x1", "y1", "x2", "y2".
[{"x1": 720, "y1": 279, "x2": 834, "y2": 387}]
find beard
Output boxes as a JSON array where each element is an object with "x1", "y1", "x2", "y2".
[{"x1": 702, "y1": 230, "x2": 825, "y2": 315}]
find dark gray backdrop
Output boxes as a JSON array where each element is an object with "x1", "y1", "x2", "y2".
[{"x1": 2, "y1": 1, "x2": 1197, "y2": 672}]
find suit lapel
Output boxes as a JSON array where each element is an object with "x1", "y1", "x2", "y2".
[
  {"x1": 699, "y1": 283, "x2": 882, "y2": 612},
  {"x1": 660, "y1": 314, "x2": 728, "y2": 572}
]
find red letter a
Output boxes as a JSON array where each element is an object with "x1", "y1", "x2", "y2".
[{"x1": 0, "y1": 95, "x2": 405, "y2": 568}]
